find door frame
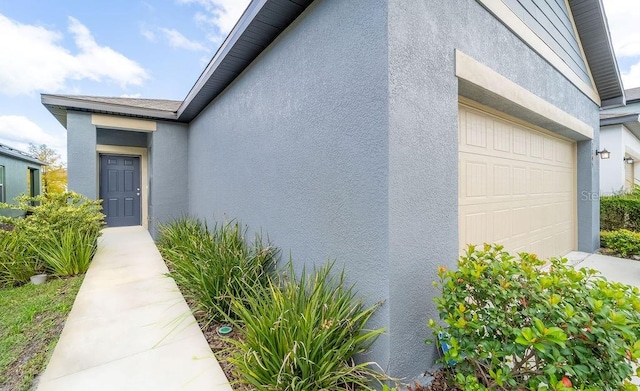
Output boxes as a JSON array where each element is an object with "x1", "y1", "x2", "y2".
[{"x1": 96, "y1": 144, "x2": 148, "y2": 229}]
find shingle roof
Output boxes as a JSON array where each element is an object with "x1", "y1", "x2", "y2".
[
  {"x1": 626, "y1": 87, "x2": 640, "y2": 102},
  {"x1": 41, "y1": 94, "x2": 182, "y2": 127},
  {"x1": 0, "y1": 143, "x2": 47, "y2": 165},
  {"x1": 47, "y1": 95, "x2": 182, "y2": 112}
]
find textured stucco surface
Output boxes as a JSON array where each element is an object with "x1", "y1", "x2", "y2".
[
  {"x1": 67, "y1": 111, "x2": 97, "y2": 199},
  {"x1": 187, "y1": 0, "x2": 391, "y2": 371},
  {"x1": 148, "y1": 122, "x2": 189, "y2": 237}
]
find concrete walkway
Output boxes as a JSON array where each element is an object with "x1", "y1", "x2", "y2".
[
  {"x1": 37, "y1": 226, "x2": 232, "y2": 391},
  {"x1": 567, "y1": 251, "x2": 640, "y2": 288}
]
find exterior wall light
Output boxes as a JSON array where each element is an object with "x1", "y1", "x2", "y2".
[
  {"x1": 624, "y1": 157, "x2": 634, "y2": 164},
  {"x1": 596, "y1": 149, "x2": 610, "y2": 159}
]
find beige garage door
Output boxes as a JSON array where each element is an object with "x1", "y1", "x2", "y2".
[{"x1": 458, "y1": 102, "x2": 576, "y2": 259}]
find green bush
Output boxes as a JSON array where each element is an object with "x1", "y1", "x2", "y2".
[
  {"x1": 0, "y1": 192, "x2": 104, "y2": 284},
  {"x1": 32, "y1": 229, "x2": 97, "y2": 276},
  {"x1": 429, "y1": 244, "x2": 640, "y2": 391},
  {"x1": 601, "y1": 195, "x2": 640, "y2": 232},
  {"x1": 0, "y1": 230, "x2": 40, "y2": 287},
  {"x1": 228, "y1": 261, "x2": 386, "y2": 391},
  {"x1": 157, "y1": 217, "x2": 277, "y2": 323},
  {"x1": 601, "y1": 230, "x2": 640, "y2": 258},
  {"x1": 4, "y1": 192, "x2": 105, "y2": 241}
]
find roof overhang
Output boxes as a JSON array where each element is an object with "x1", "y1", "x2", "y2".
[
  {"x1": 41, "y1": 94, "x2": 179, "y2": 128},
  {"x1": 601, "y1": 113, "x2": 640, "y2": 138},
  {"x1": 0, "y1": 144, "x2": 48, "y2": 166},
  {"x1": 177, "y1": 0, "x2": 314, "y2": 122},
  {"x1": 569, "y1": 0, "x2": 625, "y2": 108}
]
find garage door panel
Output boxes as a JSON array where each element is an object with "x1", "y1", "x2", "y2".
[{"x1": 459, "y1": 104, "x2": 576, "y2": 259}]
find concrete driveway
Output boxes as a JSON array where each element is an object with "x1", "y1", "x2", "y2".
[{"x1": 568, "y1": 251, "x2": 640, "y2": 288}]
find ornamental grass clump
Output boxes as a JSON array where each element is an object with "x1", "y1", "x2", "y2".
[
  {"x1": 157, "y1": 217, "x2": 277, "y2": 323},
  {"x1": 429, "y1": 243, "x2": 640, "y2": 391},
  {"x1": 228, "y1": 261, "x2": 386, "y2": 391}
]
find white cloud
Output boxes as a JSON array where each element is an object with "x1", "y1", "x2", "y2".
[
  {"x1": 177, "y1": 0, "x2": 250, "y2": 42},
  {"x1": 0, "y1": 14, "x2": 149, "y2": 96},
  {"x1": 622, "y1": 63, "x2": 640, "y2": 91},
  {"x1": 140, "y1": 26, "x2": 156, "y2": 42},
  {"x1": 603, "y1": 0, "x2": 640, "y2": 58},
  {"x1": 0, "y1": 115, "x2": 65, "y2": 156},
  {"x1": 160, "y1": 28, "x2": 207, "y2": 51}
]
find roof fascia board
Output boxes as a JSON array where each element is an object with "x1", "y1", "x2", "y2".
[
  {"x1": 41, "y1": 94, "x2": 178, "y2": 121},
  {"x1": 177, "y1": 0, "x2": 268, "y2": 119},
  {"x1": 0, "y1": 151, "x2": 47, "y2": 166},
  {"x1": 600, "y1": 114, "x2": 640, "y2": 127}
]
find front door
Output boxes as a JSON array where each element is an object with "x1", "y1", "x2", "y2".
[{"x1": 100, "y1": 155, "x2": 141, "y2": 227}]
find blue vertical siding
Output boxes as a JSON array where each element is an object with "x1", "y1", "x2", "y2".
[{"x1": 502, "y1": 0, "x2": 592, "y2": 85}]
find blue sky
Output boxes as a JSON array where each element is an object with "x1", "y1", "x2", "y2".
[{"x1": 0, "y1": 0, "x2": 637, "y2": 163}]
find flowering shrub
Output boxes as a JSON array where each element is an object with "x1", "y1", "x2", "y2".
[{"x1": 429, "y1": 244, "x2": 640, "y2": 391}]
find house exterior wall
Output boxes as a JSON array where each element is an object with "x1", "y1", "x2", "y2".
[
  {"x1": 187, "y1": 0, "x2": 391, "y2": 369},
  {"x1": 187, "y1": 0, "x2": 598, "y2": 381},
  {"x1": 67, "y1": 111, "x2": 188, "y2": 233},
  {"x1": 0, "y1": 154, "x2": 42, "y2": 216},
  {"x1": 67, "y1": 111, "x2": 98, "y2": 199},
  {"x1": 599, "y1": 124, "x2": 640, "y2": 195},
  {"x1": 147, "y1": 122, "x2": 189, "y2": 237}
]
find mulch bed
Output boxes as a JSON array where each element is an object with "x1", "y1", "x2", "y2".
[
  {"x1": 406, "y1": 368, "x2": 462, "y2": 391},
  {"x1": 199, "y1": 321, "x2": 250, "y2": 390}
]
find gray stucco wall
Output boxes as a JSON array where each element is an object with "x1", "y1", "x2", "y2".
[
  {"x1": 387, "y1": 0, "x2": 600, "y2": 379},
  {"x1": 148, "y1": 122, "x2": 189, "y2": 237},
  {"x1": 184, "y1": 0, "x2": 601, "y2": 383},
  {"x1": 187, "y1": 0, "x2": 391, "y2": 372},
  {"x1": 67, "y1": 111, "x2": 97, "y2": 199}
]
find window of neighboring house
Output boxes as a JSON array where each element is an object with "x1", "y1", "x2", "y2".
[{"x1": 0, "y1": 165, "x2": 4, "y2": 203}]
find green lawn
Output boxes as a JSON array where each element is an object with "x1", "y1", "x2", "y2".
[{"x1": 0, "y1": 276, "x2": 83, "y2": 391}]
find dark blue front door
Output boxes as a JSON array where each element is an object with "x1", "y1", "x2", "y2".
[{"x1": 100, "y1": 155, "x2": 141, "y2": 227}]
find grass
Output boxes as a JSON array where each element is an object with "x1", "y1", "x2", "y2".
[{"x1": 0, "y1": 276, "x2": 83, "y2": 391}]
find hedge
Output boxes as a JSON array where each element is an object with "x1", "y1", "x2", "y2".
[{"x1": 600, "y1": 195, "x2": 640, "y2": 231}]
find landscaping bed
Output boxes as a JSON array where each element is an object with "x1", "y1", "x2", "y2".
[{"x1": 0, "y1": 276, "x2": 83, "y2": 391}]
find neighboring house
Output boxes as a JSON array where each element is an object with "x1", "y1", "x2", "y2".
[
  {"x1": 599, "y1": 87, "x2": 640, "y2": 195},
  {"x1": 0, "y1": 143, "x2": 46, "y2": 216},
  {"x1": 41, "y1": 0, "x2": 624, "y2": 381}
]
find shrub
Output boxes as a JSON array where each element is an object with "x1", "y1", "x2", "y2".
[
  {"x1": 157, "y1": 217, "x2": 277, "y2": 323},
  {"x1": 601, "y1": 230, "x2": 640, "y2": 258},
  {"x1": 600, "y1": 195, "x2": 640, "y2": 232},
  {"x1": 6, "y1": 192, "x2": 105, "y2": 241},
  {"x1": 0, "y1": 230, "x2": 40, "y2": 287},
  {"x1": 32, "y1": 229, "x2": 97, "y2": 276},
  {"x1": 0, "y1": 192, "x2": 104, "y2": 283},
  {"x1": 429, "y1": 244, "x2": 640, "y2": 391},
  {"x1": 228, "y1": 261, "x2": 386, "y2": 391}
]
